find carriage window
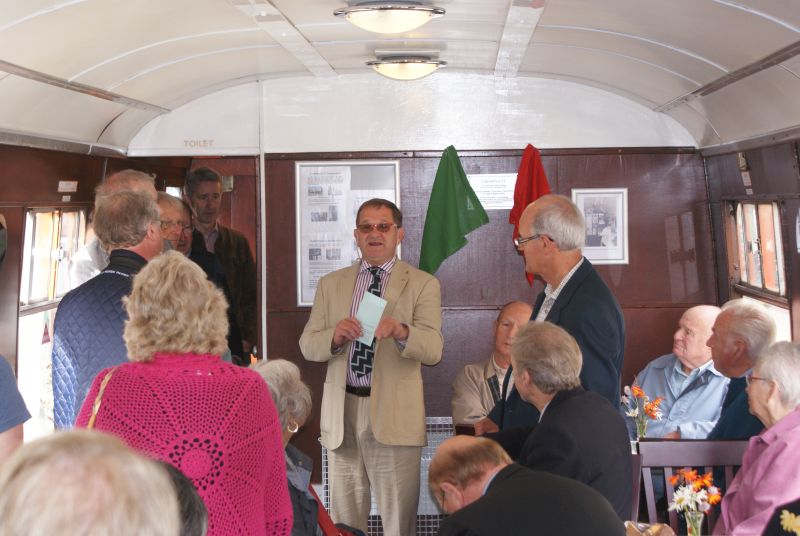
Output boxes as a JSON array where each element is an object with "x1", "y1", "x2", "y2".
[
  {"x1": 726, "y1": 201, "x2": 791, "y2": 341},
  {"x1": 730, "y1": 201, "x2": 785, "y2": 296},
  {"x1": 20, "y1": 209, "x2": 86, "y2": 307}
]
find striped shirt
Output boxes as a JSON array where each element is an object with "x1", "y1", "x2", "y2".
[
  {"x1": 346, "y1": 257, "x2": 396, "y2": 387},
  {"x1": 535, "y1": 257, "x2": 584, "y2": 321}
]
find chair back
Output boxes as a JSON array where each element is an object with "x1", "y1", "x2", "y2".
[
  {"x1": 631, "y1": 452, "x2": 642, "y2": 520},
  {"x1": 637, "y1": 439, "x2": 748, "y2": 532}
]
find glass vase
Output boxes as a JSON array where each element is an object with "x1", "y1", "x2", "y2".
[
  {"x1": 635, "y1": 419, "x2": 648, "y2": 440},
  {"x1": 685, "y1": 510, "x2": 704, "y2": 536}
]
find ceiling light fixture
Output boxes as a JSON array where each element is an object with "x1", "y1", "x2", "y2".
[
  {"x1": 367, "y1": 56, "x2": 446, "y2": 80},
  {"x1": 334, "y1": 2, "x2": 445, "y2": 34}
]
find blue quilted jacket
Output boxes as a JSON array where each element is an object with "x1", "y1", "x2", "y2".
[{"x1": 51, "y1": 249, "x2": 146, "y2": 428}]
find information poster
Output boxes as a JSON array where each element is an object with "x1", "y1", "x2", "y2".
[{"x1": 296, "y1": 161, "x2": 398, "y2": 305}]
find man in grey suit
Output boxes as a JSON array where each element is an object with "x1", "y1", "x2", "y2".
[{"x1": 300, "y1": 198, "x2": 443, "y2": 536}]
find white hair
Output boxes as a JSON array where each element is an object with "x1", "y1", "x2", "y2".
[
  {"x1": 756, "y1": 341, "x2": 800, "y2": 409},
  {"x1": 721, "y1": 299, "x2": 776, "y2": 363},
  {"x1": 250, "y1": 359, "x2": 312, "y2": 429},
  {"x1": 530, "y1": 195, "x2": 586, "y2": 251}
]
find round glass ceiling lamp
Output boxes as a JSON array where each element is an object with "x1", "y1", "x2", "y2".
[
  {"x1": 334, "y1": 2, "x2": 445, "y2": 34},
  {"x1": 367, "y1": 56, "x2": 446, "y2": 81}
]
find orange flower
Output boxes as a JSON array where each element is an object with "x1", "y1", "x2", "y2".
[
  {"x1": 632, "y1": 385, "x2": 645, "y2": 398},
  {"x1": 669, "y1": 474, "x2": 680, "y2": 486},
  {"x1": 681, "y1": 469, "x2": 699, "y2": 483},
  {"x1": 708, "y1": 492, "x2": 722, "y2": 505},
  {"x1": 699, "y1": 472, "x2": 713, "y2": 488}
]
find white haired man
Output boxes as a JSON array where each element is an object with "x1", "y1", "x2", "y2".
[{"x1": 706, "y1": 299, "x2": 776, "y2": 439}]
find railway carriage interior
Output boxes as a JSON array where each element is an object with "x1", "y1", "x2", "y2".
[{"x1": 2, "y1": 0, "x2": 800, "y2": 533}]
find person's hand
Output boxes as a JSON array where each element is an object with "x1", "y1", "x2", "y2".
[
  {"x1": 374, "y1": 317, "x2": 409, "y2": 342},
  {"x1": 332, "y1": 317, "x2": 362, "y2": 348},
  {"x1": 473, "y1": 418, "x2": 499, "y2": 436},
  {"x1": 663, "y1": 431, "x2": 681, "y2": 439}
]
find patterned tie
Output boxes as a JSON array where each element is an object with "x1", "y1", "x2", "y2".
[{"x1": 351, "y1": 267, "x2": 383, "y2": 377}]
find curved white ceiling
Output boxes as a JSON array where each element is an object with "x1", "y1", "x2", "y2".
[{"x1": 0, "y1": 0, "x2": 798, "y2": 151}]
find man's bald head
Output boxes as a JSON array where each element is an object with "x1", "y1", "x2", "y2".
[{"x1": 672, "y1": 305, "x2": 720, "y2": 371}]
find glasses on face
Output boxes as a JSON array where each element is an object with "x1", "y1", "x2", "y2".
[
  {"x1": 746, "y1": 374, "x2": 770, "y2": 386},
  {"x1": 161, "y1": 220, "x2": 192, "y2": 231},
  {"x1": 356, "y1": 222, "x2": 397, "y2": 234},
  {"x1": 514, "y1": 233, "x2": 546, "y2": 248}
]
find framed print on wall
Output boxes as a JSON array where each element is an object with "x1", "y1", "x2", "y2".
[{"x1": 571, "y1": 188, "x2": 629, "y2": 265}]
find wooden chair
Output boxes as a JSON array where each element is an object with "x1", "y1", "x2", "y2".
[
  {"x1": 637, "y1": 439, "x2": 748, "y2": 533},
  {"x1": 631, "y1": 452, "x2": 642, "y2": 520}
]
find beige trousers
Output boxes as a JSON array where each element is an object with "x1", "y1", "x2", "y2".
[{"x1": 329, "y1": 393, "x2": 422, "y2": 536}]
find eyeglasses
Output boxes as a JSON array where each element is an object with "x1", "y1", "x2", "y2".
[
  {"x1": 746, "y1": 374, "x2": 770, "y2": 386},
  {"x1": 356, "y1": 222, "x2": 397, "y2": 234},
  {"x1": 160, "y1": 220, "x2": 192, "y2": 231},
  {"x1": 514, "y1": 233, "x2": 547, "y2": 248}
]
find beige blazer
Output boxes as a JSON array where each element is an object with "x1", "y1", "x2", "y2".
[
  {"x1": 299, "y1": 260, "x2": 443, "y2": 448},
  {"x1": 451, "y1": 357, "x2": 501, "y2": 424}
]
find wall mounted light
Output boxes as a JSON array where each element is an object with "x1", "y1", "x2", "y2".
[
  {"x1": 367, "y1": 56, "x2": 446, "y2": 80},
  {"x1": 334, "y1": 2, "x2": 445, "y2": 34}
]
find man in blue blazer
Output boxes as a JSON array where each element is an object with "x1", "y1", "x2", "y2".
[{"x1": 476, "y1": 194, "x2": 625, "y2": 434}]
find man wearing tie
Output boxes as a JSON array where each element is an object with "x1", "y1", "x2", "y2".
[{"x1": 300, "y1": 198, "x2": 443, "y2": 536}]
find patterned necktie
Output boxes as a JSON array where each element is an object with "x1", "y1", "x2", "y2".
[{"x1": 351, "y1": 267, "x2": 383, "y2": 377}]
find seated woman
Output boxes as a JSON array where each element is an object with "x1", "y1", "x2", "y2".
[
  {"x1": 251, "y1": 359, "x2": 322, "y2": 536},
  {"x1": 75, "y1": 251, "x2": 292, "y2": 535},
  {"x1": 714, "y1": 341, "x2": 800, "y2": 535}
]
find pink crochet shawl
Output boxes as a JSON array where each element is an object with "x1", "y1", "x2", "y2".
[{"x1": 76, "y1": 352, "x2": 292, "y2": 535}]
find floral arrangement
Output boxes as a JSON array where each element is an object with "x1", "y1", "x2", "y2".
[
  {"x1": 668, "y1": 469, "x2": 722, "y2": 536},
  {"x1": 621, "y1": 383, "x2": 664, "y2": 439}
]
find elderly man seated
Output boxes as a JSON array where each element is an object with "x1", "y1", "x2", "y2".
[
  {"x1": 451, "y1": 301, "x2": 532, "y2": 424},
  {"x1": 707, "y1": 299, "x2": 776, "y2": 440},
  {"x1": 488, "y1": 321, "x2": 632, "y2": 520},
  {"x1": 629, "y1": 305, "x2": 728, "y2": 439},
  {"x1": 429, "y1": 435, "x2": 624, "y2": 536}
]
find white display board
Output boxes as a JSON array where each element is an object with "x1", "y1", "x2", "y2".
[{"x1": 296, "y1": 161, "x2": 399, "y2": 306}]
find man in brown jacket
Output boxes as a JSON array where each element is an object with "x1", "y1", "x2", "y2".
[{"x1": 185, "y1": 167, "x2": 257, "y2": 363}]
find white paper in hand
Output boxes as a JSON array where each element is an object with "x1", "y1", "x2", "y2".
[{"x1": 356, "y1": 292, "x2": 387, "y2": 346}]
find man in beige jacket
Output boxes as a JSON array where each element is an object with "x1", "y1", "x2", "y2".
[{"x1": 300, "y1": 198, "x2": 443, "y2": 536}]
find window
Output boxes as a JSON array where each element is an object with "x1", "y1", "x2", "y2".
[
  {"x1": 725, "y1": 200, "x2": 791, "y2": 340},
  {"x1": 19, "y1": 209, "x2": 86, "y2": 308}
]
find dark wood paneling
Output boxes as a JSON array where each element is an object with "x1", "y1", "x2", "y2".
[
  {"x1": 557, "y1": 153, "x2": 716, "y2": 306},
  {"x1": 0, "y1": 145, "x2": 104, "y2": 205},
  {"x1": 265, "y1": 160, "x2": 298, "y2": 310},
  {"x1": 0, "y1": 208, "x2": 23, "y2": 370}
]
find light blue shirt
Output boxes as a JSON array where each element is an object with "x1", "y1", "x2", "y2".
[{"x1": 630, "y1": 353, "x2": 729, "y2": 439}]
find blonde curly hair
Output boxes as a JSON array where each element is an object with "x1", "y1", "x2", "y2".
[{"x1": 124, "y1": 251, "x2": 229, "y2": 361}]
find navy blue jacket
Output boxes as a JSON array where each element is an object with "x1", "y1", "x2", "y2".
[
  {"x1": 707, "y1": 377, "x2": 764, "y2": 440},
  {"x1": 488, "y1": 259, "x2": 625, "y2": 428},
  {"x1": 52, "y1": 249, "x2": 146, "y2": 428}
]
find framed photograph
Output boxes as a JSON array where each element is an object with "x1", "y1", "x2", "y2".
[
  {"x1": 571, "y1": 188, "x2": 629, "y2": 265},
  {"x1": 295, "y1": 161, "x2": 399, "y2": 306}
]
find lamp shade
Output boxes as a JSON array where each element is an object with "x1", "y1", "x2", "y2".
[
  {"x1": 334, "y1": 2, "x2": 445, "y2": 34},
  {"x1": 367, "y1": 56, "x2": 446, "y2": 80}
]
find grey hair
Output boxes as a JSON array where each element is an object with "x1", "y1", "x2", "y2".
[
  {"x1": 94, "y1": 190, "x2": 160, "y2": 251},
  {"x1": 721, "y1": 299, "x2": 776, "y2": 363},
  {"x1": 96, "y1": 169, "x2": 155, "y2": 198},
  {"x1": 530, "y1": 195, "x2": 585, "y2": 251},
  {"x1": 511, "y1": 321, "x2": 582, "y2": 394},
  {"x1": 756, "y1": 341, "x2": 800, "y2": 409},
  {"x1": 157, "y1": 191, "x2": 184, "y2": 213},
  {"x1": 250, "y1": 359, "x2": 312, "y2": 429}
]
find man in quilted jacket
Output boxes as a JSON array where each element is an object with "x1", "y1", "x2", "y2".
[{"x1": 52, "y1": 185, "x2": 163, "y2": 427}]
